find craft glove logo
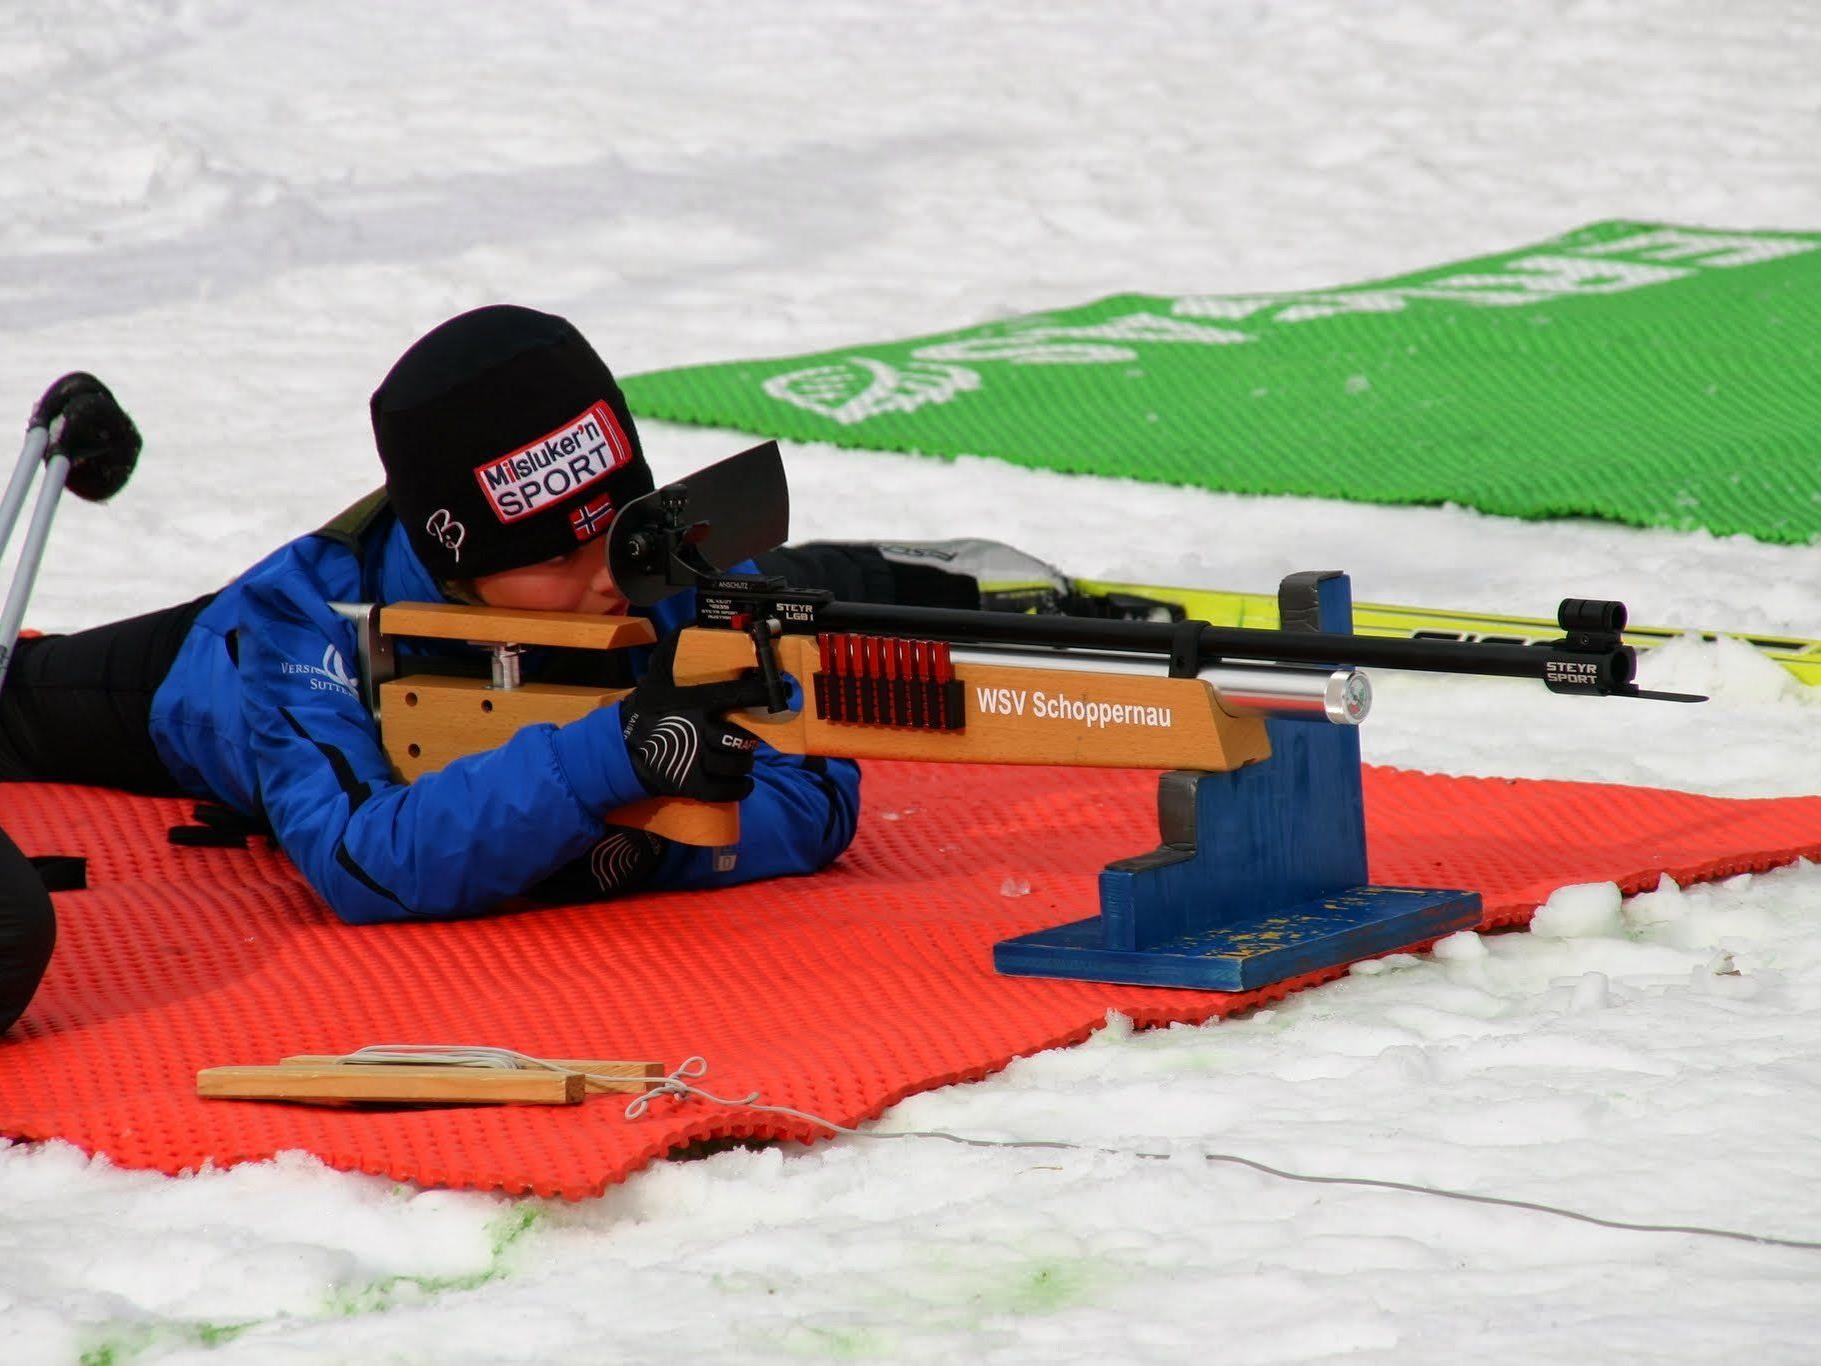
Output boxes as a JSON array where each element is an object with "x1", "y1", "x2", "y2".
[{"x1": 475, "y1": 401, "x2": 635, "y2": 523}]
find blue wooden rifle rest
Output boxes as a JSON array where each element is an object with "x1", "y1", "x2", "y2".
[{"x1": 993, "y1": 572, "x2": 1481, "y2": 992}]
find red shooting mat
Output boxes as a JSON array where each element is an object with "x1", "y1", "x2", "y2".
[{"x1": 3, "y1": 764, "x2": 1819, "y2": 1199}]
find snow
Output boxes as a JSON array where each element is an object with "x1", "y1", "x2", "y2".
[
  {"x1": 4, "y1": 2, "x2": 1821, "y2": 1361},
  {"x1": 1529, "y1": 882, "x2": 1625, "y2": 939}
]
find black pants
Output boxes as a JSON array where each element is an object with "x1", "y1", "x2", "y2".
[
  {"x1": 0, "y1": 826, "x2": 53, "y2": 1034},
  {"x1": 0, "y1": 596, "x2": 212, "y2": 1033},
  {"x1": 0, "y1": 595, "x2": 212, "y2": 794}
]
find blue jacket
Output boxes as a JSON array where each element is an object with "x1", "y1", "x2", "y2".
[{"x1": 148, "y1": 512, "x2": 860, "y2": 925}]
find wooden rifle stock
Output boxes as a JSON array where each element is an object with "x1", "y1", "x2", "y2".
[{"x1": 371, "y1": 606, "x2": 1274, "y2": 848}]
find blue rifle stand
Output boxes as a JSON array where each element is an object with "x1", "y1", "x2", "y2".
[{"x1": 993, "y1": 571, "x2": 1481, "y2": 992}]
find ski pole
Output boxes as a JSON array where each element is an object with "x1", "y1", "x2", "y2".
[
  {"x1": 0, "y1": 442, "x2": 69, "y2": 690},
  {"x1": 0, "y1": 375, "x2": 141, "y2": 694},
  {"x1": 0, "y1": 424, "x2": 49, "y2": 559}
]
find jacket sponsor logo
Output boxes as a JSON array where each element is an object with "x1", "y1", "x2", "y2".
[
  {"x1": 474, "y1": 401, "x2": 633, "y2": 523},
  {"x1": 281, "y1": 644, "x2": 358, "y2": 696},
  {"x1": 973, "y1": 685, "x2": 1173, "y2": 729}
]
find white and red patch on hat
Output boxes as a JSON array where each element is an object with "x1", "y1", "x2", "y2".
[{"x1": 472, "y1": 400, "x2": 635, "y2": 524}]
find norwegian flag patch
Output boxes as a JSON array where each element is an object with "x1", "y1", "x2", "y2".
[{"x1": 568, "y1": 494, "x2": 616, "y2": 541}]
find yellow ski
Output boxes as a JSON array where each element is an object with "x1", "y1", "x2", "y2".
[{"x1": 1075, "y1": 580, "x2": 1821, "y2": 687}]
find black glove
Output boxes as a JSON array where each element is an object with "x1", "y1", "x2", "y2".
[
  {"x1": 619, "y1": 634, "x2": 771, "y2": 803},
  {"x1": 527, "y1": 829, "x2": 665, "y2": 904}
]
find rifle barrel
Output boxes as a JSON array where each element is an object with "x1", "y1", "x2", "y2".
[{"x1": 815, "y1": 601, "x2": 1628, "y2": 689}]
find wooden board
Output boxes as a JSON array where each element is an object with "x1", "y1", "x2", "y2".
[
  {"x1": 197, "y1": 1064, "x2": 583, "y2": 1105},
  {"x1": 279, "y1": 1057, "x2": 664, "y2": 1094}
]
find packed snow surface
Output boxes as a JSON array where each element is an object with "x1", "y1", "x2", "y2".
[{"x1": 3, "y1": 2, "x2": 1821, "y2": 1362}]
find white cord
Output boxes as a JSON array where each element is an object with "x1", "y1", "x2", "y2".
[
  {"x1": 338, "y1": 1045, "x2": 542, "y2": 1070},
  {"x1": 326, "y1": 1047, "x2": 1821, "y2": 1252},
  {"x1": 626, "y1": 1056, "x2": 1821, "y2": 1254}
]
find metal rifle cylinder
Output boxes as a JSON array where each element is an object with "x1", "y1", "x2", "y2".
[
  {"x1": 948, "y1": 641, "x2": 1372, "y2": 725},
  {"x1": 1202, "y1": 663, "x2": 1371, "y2": 725}
]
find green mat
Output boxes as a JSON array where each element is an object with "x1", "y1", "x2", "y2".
[{"x1": 623, "y1": 222, "x2": 1821, "y2": 544}]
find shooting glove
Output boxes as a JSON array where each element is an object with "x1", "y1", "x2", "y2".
[{"x1": 619, "y1": 634, "x2": 771, "y2": 803}]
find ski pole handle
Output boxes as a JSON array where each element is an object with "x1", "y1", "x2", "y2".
[
  {"x1": 0, "y1": 373, "x2": 141, "y2": 693},
  {"x1": 29, "y1": 372, "x2": 140, "y2": 504}
]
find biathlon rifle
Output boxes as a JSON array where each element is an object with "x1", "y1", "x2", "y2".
[{"x1": 360, "y1": 442, "x2": 1701, "y2": 852}]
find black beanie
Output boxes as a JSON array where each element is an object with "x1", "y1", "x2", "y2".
[{"x1": 370, "y1": 305, "x2": 654, "y2": 581}]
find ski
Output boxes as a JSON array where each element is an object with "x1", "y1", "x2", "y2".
[{"x1": 1070, "y1": 579, "x2": 1821, "y2": 687}]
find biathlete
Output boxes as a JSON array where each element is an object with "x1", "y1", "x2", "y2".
[{"x1": 0, "y1": 305, "x2": 861, "y2": 928}]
